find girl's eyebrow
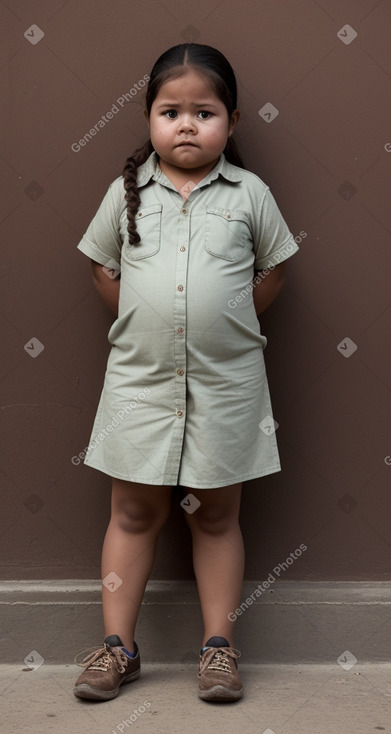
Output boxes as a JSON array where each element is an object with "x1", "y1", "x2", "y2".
[{"x1": 155, "y1": 101, "x2": 219, "y2": 109}]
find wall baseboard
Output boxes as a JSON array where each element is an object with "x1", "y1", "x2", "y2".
[{"x1": 1, "y1": 580, "x2": 390, "y2": 665}]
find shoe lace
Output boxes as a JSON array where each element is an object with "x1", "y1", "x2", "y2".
[
  {"x1": 198, "y1": 646, "x2": 241, "y2": 677},
  {"x1": 74, "y1": 643, "x2": 128, "y2": 674}
]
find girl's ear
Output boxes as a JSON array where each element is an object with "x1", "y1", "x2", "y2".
[{"x1": 228, "y1": 108, "x2": 240, "y2": 137}]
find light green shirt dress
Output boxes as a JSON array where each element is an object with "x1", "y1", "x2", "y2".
[{"x1": 77, "y1": 151, "x2": 299, "y2": 488}]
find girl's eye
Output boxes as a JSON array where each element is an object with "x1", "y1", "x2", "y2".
[{"x1": 162, "y1": 110, "x2": 212, "y2": 120}]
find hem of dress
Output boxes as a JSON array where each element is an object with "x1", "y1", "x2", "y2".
[
  {"x1": 178, "y1": 465, "x2": 281, "y2": 488},
  {"x1": 82, "y1": 458, "x2": 281, "y2": 488},
  {"x1": 83, "y1": 459, "x2": 174, "y2": 485}
]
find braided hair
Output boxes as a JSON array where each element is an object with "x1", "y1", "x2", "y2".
[{"x1": 122, "y1": 43, "x2": 244, "y2": 245}]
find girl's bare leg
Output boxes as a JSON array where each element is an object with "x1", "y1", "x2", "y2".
[
  {"x1": 183, "y1": 483, "x2": 244, "y2": 647},
  {"x1": 101, "y1": 479, "x2": 172, "y2": 652}
]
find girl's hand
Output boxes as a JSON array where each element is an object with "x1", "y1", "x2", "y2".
[
  {"x1": 91, "y1": 259, "x2": 120, "y2": 317},
  {"x1": 252, "y1": 262, "x2": 286, "y2": 316}
]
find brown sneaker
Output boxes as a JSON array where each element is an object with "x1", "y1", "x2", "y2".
[
  {"x1": 197, "y1": 636, "x2": 243, "y2": 701},
  {"x1": 73, "y1": 635, "x2": 140, "y2": 701}
]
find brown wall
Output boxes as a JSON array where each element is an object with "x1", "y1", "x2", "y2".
[{"x1": 2, "y1": 0, "x2": 390, "y2": 581}]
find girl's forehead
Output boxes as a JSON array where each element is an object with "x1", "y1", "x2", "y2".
[{"x1": 155, "y1": 69, "x2": 218, "y2": 100}]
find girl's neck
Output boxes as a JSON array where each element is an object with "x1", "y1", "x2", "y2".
[{"x1": 158, "y1": 155, "x2": 221, "y2": 193}]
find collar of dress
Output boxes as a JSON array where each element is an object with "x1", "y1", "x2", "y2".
[{"x1": 136, "y1": 150, "x2": 243, "y2": 190}]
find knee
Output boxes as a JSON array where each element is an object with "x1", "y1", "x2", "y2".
[
  {"x1": 114, "y1": 499, "x2": 169, "y2": 535},
  {"x1": 186, "y1": 504, "x2": 237, "y2": 535}
]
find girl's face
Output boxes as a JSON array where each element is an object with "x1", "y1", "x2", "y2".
[{"x1": 145, "y1": 68, "x2": 240, "y2": 179}]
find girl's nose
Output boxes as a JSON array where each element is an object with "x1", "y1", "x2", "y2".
[{"x1": 178, "y1": 115, "x2": 196, "y2": 133}]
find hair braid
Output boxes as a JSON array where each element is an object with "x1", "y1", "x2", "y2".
[{"x1": 122, "y1": 140, "x2": 154, "y2": 245}]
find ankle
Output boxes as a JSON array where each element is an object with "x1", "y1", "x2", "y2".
[
  {"x1": 202, "y1": 634, "x2": 233, "y2": 648},
  {"x1": 122, "y1": 642, "x2": 137, "y2": 657},
  {"x1": 105, "y1": 634, "x2": 136, "y2": 655}
]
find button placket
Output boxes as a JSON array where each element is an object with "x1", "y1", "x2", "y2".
[{"x1": 172, "y1": 200, "x2": 190, "y2": 452}]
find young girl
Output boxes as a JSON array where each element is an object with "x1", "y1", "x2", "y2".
[{"x1": 73, "y1": 43, "x2": 299, "y2": 703}]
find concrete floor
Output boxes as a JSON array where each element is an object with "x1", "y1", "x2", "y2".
[{"x1": 1, "y1": 663, "x2": 391, "y2": 734}]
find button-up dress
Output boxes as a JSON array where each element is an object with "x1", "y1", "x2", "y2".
[{"x1": 77, "y1": 152, "x2": 299, "y2": 488}]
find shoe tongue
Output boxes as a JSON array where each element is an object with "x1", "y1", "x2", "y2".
[
  {"x1": 104, "y1": 634, "x2": 124, "y2": 647},
  {"x1": 204, "y1": 636, "x2": 230, "y2": 648}
]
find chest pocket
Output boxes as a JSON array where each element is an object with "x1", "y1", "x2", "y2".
[
  {"x1": 205, "y1": 206, "x2": 251, "y2": 262},
  {"x1": 125, "y1": 204, "x2": 163, "y2": 260}
]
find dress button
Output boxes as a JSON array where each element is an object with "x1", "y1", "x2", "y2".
[
  {"x1": 176, "y1": 410, "x2": 184, "y2": 418},
  {"x1": 226, "y1": 212, "x2": 231, "y2": 218},
  {"x1": 181, "y1": 208, "x2": 188, "y2": 215},
  {"x1": 176, "y1": 368, "x2": 184, "y2": 376},
  {"x1": 180, "y1": 246, "x2": 186, "y2": 252},
  {"x1": 177, "y1": 285, "x2": 184, "y2": 292},
  {"x1": 177, "y1": 327, "x2": 184, "y2": 334}
]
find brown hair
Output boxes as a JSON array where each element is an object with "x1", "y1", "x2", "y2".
[{"x1": 122, "y1": 43, "x2": 244, "y2": 245}]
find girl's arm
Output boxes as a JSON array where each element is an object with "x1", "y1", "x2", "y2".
[
  {"x1": 91, "y1": 260, "x2": 120, "y2": 316},
  {"x1": 252, "y1": 262, "x2": 286, "y2": 316}
]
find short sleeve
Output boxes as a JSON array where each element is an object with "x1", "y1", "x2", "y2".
[
  {"x1": 253, "y1": 187, "x2": 299, "y2": 271},
  {"x1": 76, "y1": 178, "x2": 125, "y2": 269}
]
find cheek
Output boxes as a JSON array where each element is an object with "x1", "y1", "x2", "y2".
[
  {"x1": 204, "y1": 124, "x2": 229, "y2": 144},
  {"x1": 149, "y1": 121, "x2": 168, "y2": 142},
  {"x1": 153, "y1": 119, "x2": 172, "y2": 135}
]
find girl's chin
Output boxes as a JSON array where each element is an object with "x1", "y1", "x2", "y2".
[
  {"x1": 158, "y1": 150, "x2": 220, "y2": 171},
  {"x1": 166, "y1": 154, "x2": 205, "y2": 167}
]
